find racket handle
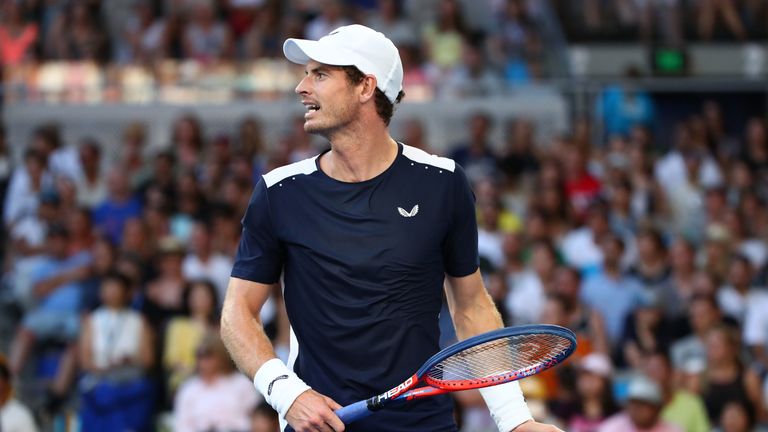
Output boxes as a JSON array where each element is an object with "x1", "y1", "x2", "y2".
[{"x1": 335, "y1": 400, "x2": 372, "y2": 424}]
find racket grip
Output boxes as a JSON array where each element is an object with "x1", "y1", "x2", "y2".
[{"x1": 335, "y1": 400, "x2": 372, "y2": 424}]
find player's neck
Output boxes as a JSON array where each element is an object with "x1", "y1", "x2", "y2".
[{"x1": 322, "y1": 127, "x2": 398, "y2": 183}]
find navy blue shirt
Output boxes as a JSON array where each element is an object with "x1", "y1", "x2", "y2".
[{"x1": 232, "y1": 143, "x2": 479, "y2": 431}]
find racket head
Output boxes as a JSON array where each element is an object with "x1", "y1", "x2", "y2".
[{"x1": 416, "y1": 324, "x2": 576, "y2": 391}]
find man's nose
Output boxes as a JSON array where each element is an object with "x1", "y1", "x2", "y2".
[{"x1": 295, "y1": 75, "x2": 310, "y2": 95}]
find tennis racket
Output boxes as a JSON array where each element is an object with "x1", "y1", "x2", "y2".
[{"x1": 334, "y1": 324, "x2": 577, "y2": 424}]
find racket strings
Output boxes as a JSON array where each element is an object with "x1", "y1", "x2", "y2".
[{"x1": 426, "y1": 334, "x2": 571, "y2": 385}]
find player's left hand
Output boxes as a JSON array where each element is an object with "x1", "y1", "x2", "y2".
[{"x1": 511, "y1": 420, "x2": 565, "y2": 432}]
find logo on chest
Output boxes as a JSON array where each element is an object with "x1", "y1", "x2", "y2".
[{"x1": 397, "y1": 204, "x2": 419, "y2": 218}]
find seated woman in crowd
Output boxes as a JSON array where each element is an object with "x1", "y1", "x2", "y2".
[
  {"x1": 163, "y1": 279, "x2": 220, "y2": 397},
  {"x1": 173, "y1": 332, "x2": 258, "y2": 432},
  {"x1": 697, "y1": 325, "x2": 764, "y2": 425},
  {"x1": 78, "y1": 271, "x2": 155, "y2": 432},
  {"x1": 550, "y1": 352, "x2": 619, "y2": 432}
]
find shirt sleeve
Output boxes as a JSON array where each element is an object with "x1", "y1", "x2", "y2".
[
  {"x1": 744, "y1": 295, "x2": 768, "y2": 347},
  {"x1": 231, "y1": 179, "x2": 284, "y2": 284},
  {"x1": 442, "y1": 164, "x2": 479, "y2": 277}
]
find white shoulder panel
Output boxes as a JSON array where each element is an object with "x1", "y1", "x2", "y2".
[
  {"x1": 263, "y1": 156, "x2": 319, "y2": 187},
  {"x1": 402, "y1": 144, "x2": 456, "y2": 172}
]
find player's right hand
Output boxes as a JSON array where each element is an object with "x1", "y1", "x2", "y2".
[{"x1": 285, "y1": 389, "x2": 345, "y2": 432}]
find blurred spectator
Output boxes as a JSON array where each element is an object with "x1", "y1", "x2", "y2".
[
  {"x1": 75, "y1": 137, "x2": 107, "y2": 209},
  {"x1": 304, "y1": 0, "x2": 350, "y2": 40},
  {"x1": 723, "y1": 208, "x2": 767, "y2": 270},
  {"x1": 8, "y1": 186, "x2": 60, "y2": 257},
  {"x1": 78, "y1": 271, "x2": 155, "y2": 432},
  {"x1": 422, "y1": 0, "x2": 468, "y2": 72},
  {"x1": 627, "y1": 227, "x2": 685, "y2": 318},
  {"x1": 236, "y1": 116, "x2": 267, "y2": 179},
  {"x1": 698, "y1": 325, "x2": 763, "y2": 424},
  {"x1": 161, "y1": 11, "x2": 186, "y2": 60},
  {"x1": 0, "y1": 0, "x2": 38, "y2": 66},
  {"x1": 560, "y1": 202, "x2": 611, "y2": 274},
  {"x1": 92, "y1": 169, "x2": 142, "y2": 244},
  {"x1": 492, "y1": 0, "x2": 546, "y2": 83},
  {"x1": 0, "y1": 354, "x2": 39, "y2": 432},
  {"x1": 182, "y1": 0, "x2": 233, "y2": 62},
  {"x1": 743, "y1": 286, "x2": 768, "y2": 379},
  {"x1": 742, "y1": 118, "x2": 768, "y2": 193},
  {"x1": 67, "y1": 207, "x2": 96, "y2": 256},
  {"x1": 209, "y1": 203, "x2": 241, "y2": 257},
  {"x1": 643, "y1": 350, "x2": 711, "y2": 432},
  {"x1": 498, "y1": 118, "x2": 539, "y2": 186},
  {"x1": 0, "y1": 124, "x2": 9, "y2": 206},
  {"x1": 240, "y1": 2, "x2": 282, "y2": 59},
  {"x1": 670, "y1": 293, "x2": 724, "y2": 372},
  {"x1": 171, "y1": 113, "x2": 206, "y2": 172},
  {"x1": 550, "y1": 352, "x2": 618, "y2": 432},
  {"x1": 598, "y1": 68, "x2": 655, "y2": 139},
  {"x1": 627, "y1": 143, "x2": 669, "y2": 226},
  {"x1": 695, "y1": 0, "x2": 747, "y2": 40},
  {"x1": 399, "y1": 43, "x2": 433, "y2": 100},
  {"x1": 504, "y1": 240, "x2": 556, "y2": 325},
  {"x1": 43, "y1": 0, "x2": 108, "y2": 62},
  {"x1": 658, "y1": 119, "x2": 725, "y2": 188},
  {"x1": 598, "y1": 374, "x2": 683, "y2": 432},
  {"x1": 182, "y1": 220, "x2": 232, "y2": 302},
  {"x1": 120, "y1": 122, "x2": 151, "y2": 188},
  {"x1": 717, "y1": 254, "x2": 766, "y2": 323},
  {"x1": 121, "y1": 0, "x2": 167, "y2": 64},
  {"x1": 668, "y1": 238, "x2": 699, "y2": 306},
  {"x1": 79, "y1": 236, "x2": 118, "y2": 311},
  {"x1": 8, "y1": 225, "x2": 92, "y2": 404},
  {"x1": 144, "y1": 236, "x2": 187, "y2": 325},
  {"x1": 400, "y1": 118, "x2": 436, "y2": 155},
  {"x1": 138, "y1": 151, "x2": 177, "y2": 209},
  {"x1": 440, "y1": 39, "x2": 504, "y2": 99},
  {"x1": 251, "y1": 402, "x2": 279, "y2": 432},
  {"x1": 715, "y1": 400, "x2": 759, "y2": 432},
  {"x1": 3, "y1": 148, "x2": 51, "y2": 228},
  {"x1": 620, "y1": 291, "x2": 677, "y2": 369},
  {"x1": 500, "y1": 230, "x2": 526, "y2": 286},
  {"x1": 580, "y1": 233, "x2": 644, "y2": 347},
  {"x1": 173, "y1": 332, "x2": 259, "y2": 432},
  {"x1": 448, "y1": 112, "x2": 498, "y2": 181},
  {"x1": 365, "y1": 0, "x2": 417, "y2": 46},
  {"x1": 553, "y1": 266, "x2": 610, "y2": 356},
  {"x1": 171, "y1": 170, "x2": 206, "y2": 242},
  {"x1": 561, "y1": 142, "x2": 602, "y2": 220},
  {"x1": 163, "y1": 279, "x2": 220, "y2": 396},
  {"x1": 702, "y1": 101, "x2": 739, "y2": 165}
]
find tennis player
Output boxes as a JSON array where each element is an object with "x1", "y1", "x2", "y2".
[{"x1": 221, "y1": 24, "x2": 563, "y2": 432}]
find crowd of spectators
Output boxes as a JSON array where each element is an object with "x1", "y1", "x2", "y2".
[
  {"x1": 0, "y1": 0, "x2": 557, "y2": 100},
  {"x1": 0, "y1": 90, "x2": 767, "y2": 431},
  {"x1": 554, "y1": 0, "x2": 768, "y2": 45},
  {"x1": 0, "y1": 1, "x2": 767, "y2": 432}
]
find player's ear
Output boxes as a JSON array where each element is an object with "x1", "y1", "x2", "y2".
[{"x1": 359, "y1": 75, "x2": 377, "y2": 103}]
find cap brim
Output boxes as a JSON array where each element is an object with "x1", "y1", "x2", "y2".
[{"x1": 283, "y1": 38, "x2": 355, "y2": 66}]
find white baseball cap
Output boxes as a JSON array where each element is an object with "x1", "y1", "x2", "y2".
[
  {"x1": 579, "y1": 353, "x2": 613, "y2": 378},
  {"x1": 283, "y1": 24, "x2": 404, "y2": 104},
  {"x1": 626, "y1": 375, "x2": 663, "y2": 405}
]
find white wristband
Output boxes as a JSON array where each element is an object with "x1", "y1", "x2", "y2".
[
  {"x1": 479, "y1": 381, "x2": 533, "y2": 432},
  {"x1": 253, "y1": 358, "x2": 311, "y2": 419}
]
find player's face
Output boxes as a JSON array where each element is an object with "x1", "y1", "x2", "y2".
[{"x1": 295, "y1": 60, "x2": 360, "y2": 136}]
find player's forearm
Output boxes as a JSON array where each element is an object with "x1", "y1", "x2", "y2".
[
  {"x1": 220, "y1": 286, "x2": 278, "y2": 378},
  {"x1": 452, "y1": 291, "x2": 504, "y2": 341}
]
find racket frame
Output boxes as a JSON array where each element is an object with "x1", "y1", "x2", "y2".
[{"x1": 356, "y1": 324, "x2": 576, "y2": 413}]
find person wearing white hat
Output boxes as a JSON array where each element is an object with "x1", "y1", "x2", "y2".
[
  {"x1": 221, "y1": 24, "x2": 562, "y2": 432},
  {"x1": 598, "y1": 375, "x2": 683, "y2": 432}
]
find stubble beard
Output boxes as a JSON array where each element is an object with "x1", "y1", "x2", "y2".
[{"x1": 303, "y1": 102, "x2": 357, "y2": 140}]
